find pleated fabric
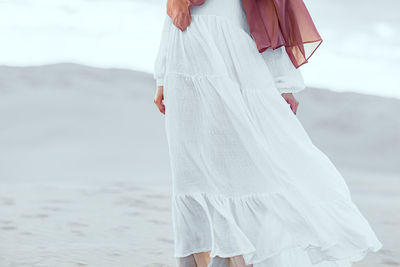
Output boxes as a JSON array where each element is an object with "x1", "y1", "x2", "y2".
[{"x1": 153, "y1": 0, "x2": 382, "y2": 266}]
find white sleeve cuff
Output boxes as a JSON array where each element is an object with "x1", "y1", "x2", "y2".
[
  {"x1": 261, "y1": 47, "x2": 306, "y2": 94},
  {"x1": 156, "y1": 78, "x2": 164, "y2": 87},
  {"x1": 277, "y1": 85, "x2": 306, "y2": 94}
]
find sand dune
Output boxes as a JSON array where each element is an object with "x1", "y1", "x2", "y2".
[{"x1": 0, "y1": 64, "x2": 398, "y2": 266}]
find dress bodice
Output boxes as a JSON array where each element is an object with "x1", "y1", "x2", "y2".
[{"x1": 190, "y1": 0, "x2": 250, "y2": 34}]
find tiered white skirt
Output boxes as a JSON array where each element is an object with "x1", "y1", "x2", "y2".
[{"x1": 161, "y1": 15, "x2": 382, "y2": 267}]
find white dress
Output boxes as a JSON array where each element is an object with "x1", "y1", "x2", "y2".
[{"x1": 153, "y1": 0, "x2": 382, "y2": 266}]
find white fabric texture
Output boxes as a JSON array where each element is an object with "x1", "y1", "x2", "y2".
[
  {"x1": 153, "y1": 0, "x2": 382, "y2": 266},
  {"x1": 153, "y1": 0, "x2": 305, "y2": 93}
]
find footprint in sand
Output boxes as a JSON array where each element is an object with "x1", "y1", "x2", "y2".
[
  {"x1": 45, "y1": 198, "x2": 71, "y2": 204},
  {"x1": 143, "y1": 194, "x2": 169, "y2": 200},
  {"x1": 75, "y1": 262, "x2": 88, "y2": 266},
  {"x1": 1, "y1": 225, "x2": 17, "y2": 231},
  {"x1": 111, "y1": 182, "x2": 142, "y2": 192},
  {"x1": 382, "y1": 259, "x2": 399, "y2": 266},
  {"x1": 98, "y1": 187, "x2": 124, "y2": 194},
  {"x1": 110, "y1": 225, "x2": 131, "y2": 232},
  {"x1": 0, "y1": 197, "x2": 15, "y2": 206},
  {"x1": 21, "y1": 213, "x2": 50, "y2": 219},
  {"x1": 71, "y1": 229, "x2": 86, "y2": 237},
  {"x1": 114, "y1": 197, "x2": 169, "y2": 212},
  {"x1": 68, "y1": 222, "x2": 89, "y2": 228},
  {"x1": 135, "y1": 200, "x2": 170, "y2": 212},
  {"x1": 157, "y1": 237, "x2": 173, "y2": 244},
  {"x1": 147, "y1": 219, "x2": 167, "y2": 225},
  {"x1": 379, "y1": 249, "x2": 394, "y2": 256},
  {"x1": 20, "y1": 231, "x2": 34, "y2": 236},
  {"x1": 41, "y1": 206, "x2": 63, "y2": 212},
  {"x1": 122, "y1": 211, "x2": 142, "y2": 217},
  {"x1": 108, "y1": 252, "x2": 121, "y2": 257}
]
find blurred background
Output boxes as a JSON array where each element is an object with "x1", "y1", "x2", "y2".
[{"x1": 0, "y1": 0, "x2": 399, "y2": 266}]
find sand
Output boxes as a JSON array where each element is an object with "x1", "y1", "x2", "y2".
[{"x1": 0, "y1": 64, "x2": 398, "y2": 267}]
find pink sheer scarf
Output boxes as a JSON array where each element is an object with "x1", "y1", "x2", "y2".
[
  {"x1": 172, "y1": 0, "x2": 322, "y2": 68},
  {"x1": 241, "y1": 0, "x2": 322, "y2": 68}
]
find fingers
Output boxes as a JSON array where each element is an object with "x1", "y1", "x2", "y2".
[
  {"x1": 293, "y1": 100, "x2": 299, "y2": 115},
  {"x1": 288, "y1": 98, "x2": 299, "y2": 115},
  {"x1": 173, "y1": 13, "x2": 191, "y2": 31},
  {"x1": 154, "y1": 97, "x2": 165, "y2": 115},
  {"x1": 189, "y1": 0, "x2": 205, "y2": 6},
  {"x1": 154, "y1": 101, "x2": 165, "y2": 115},
  {"x1": 281, "y1": 93, "x2": 299, "y2": 115},
  {"x1": 167, "y1": 0, "x2": 192, "y2": 31},
  {"x1": 154, "y1": 86, "x2": 165, "y2": 115}
]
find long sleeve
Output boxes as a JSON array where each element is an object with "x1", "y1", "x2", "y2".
[
  {"x1": 261, "y1": 46, "x2": 306, "y2": 94},
  {"x1": 153, "y1": 16, "x2": 171, "y2": 87}
]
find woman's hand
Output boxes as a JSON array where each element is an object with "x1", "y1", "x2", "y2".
[
  {"x1": 167, "y1": 0, "x2": 191, "y2": 31},
  {"x1": 154, "y1": 86, "x2": 165, "y2": 114},
  {"x1": 167, "y1": 0, "x2": 205, "y2": 31},
  {"x1": 281, "y1": 93, "x2": 299, "y2": 115}
]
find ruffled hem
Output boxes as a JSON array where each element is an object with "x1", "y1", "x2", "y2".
[{"x1": 172, "y1": 192, "x2": 382, "y2": 266}]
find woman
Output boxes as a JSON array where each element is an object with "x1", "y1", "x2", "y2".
[{"x1": 153, "y1": 0, "x2": 382, "y2": 266}]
